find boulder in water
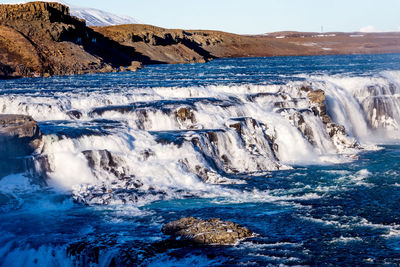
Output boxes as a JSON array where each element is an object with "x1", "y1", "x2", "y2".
[
  {"x1": 162, "y1": 217, "x2": 253, "y2": 245},
  {"x1": 176, "y1": 107, "x2": 193, "y2": 122},
  {"x1": 66, "y1": 110, "x2": 83, "y2": 119}
]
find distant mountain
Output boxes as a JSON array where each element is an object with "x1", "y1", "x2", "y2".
[
  {"x1": 5, "y1": 0, "x2": 140, "y2": 26},
  {"x1": 70, "y1": 7, "x2": 140, "y2": 27}
]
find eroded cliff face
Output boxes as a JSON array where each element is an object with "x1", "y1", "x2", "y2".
[
  {"x1": 93, "y1": 24, "x2": 216, "y2": 64},
  {"x1": 0, "y1": 2, "x2": 141, "y2": 78},
  {"x1": 94, "y1": 24, "x2": 250, "y2": 64},
  {"x1": 0, "y1": 2, "x2": 69, "y2": 21}
]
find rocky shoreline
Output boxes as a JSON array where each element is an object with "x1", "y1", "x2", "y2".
[{"x1": 1, "y1": 2, "x2": 400, "y2": 78}]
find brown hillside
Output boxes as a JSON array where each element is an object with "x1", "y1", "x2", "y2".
[
  {"x1": 95, "y1": 24, "x2": 400, "y2": 62},
  {"x1": 0, "y1": 2, "x2": 141, "y2": 78},
  {"x1": 1, "y1": 2, "x2": 400, "y2": 78}
]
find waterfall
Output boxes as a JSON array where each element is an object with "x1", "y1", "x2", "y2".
[{"x1": 0, "y1": 71, "x2": 399, "y2": 205}]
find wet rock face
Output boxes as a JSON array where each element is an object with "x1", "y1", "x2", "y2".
[
  {"x1": 0, "y1": 114, "x2": 41, "y2": 156},
  {"x1": 308, "y1": 89, "x2": 327, "y2": 116},
  {"x1": 66, "y1": 110, "x2": 82, "y2": 119},
  {"x1": 67, "y1": 234, "x2": 207, "y2": 266},
  {"x1": 307, "y1": 89, "x2": 326, "y2": 105},
  {"x1": 67, "y1": 235, "x2": 154, "y2": 266},
  {"x1": 162, "y1": 217, "x2": 253, "y2": 245},
  {"x1": 229, "y1": 122, "x2": 242, "y2": 134},
  {"x1": 303, "y1": 87, "x2": 358, "y2": 149},
  {"x1": 82, "y1": 149, "x2": 126, "y2": 179},
  {"x1": 176, "y1": 107, "x2": 193, "y2": 122},
  {"x1": 0, "y1": 114, "x2": 42, "y2": 177}
]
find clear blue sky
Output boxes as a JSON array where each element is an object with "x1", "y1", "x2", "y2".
[{"x1": 3, "y1": 0, "x2": 400, "y2": 34}]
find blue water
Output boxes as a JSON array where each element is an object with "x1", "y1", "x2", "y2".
[
  {"x1": 1, "y1": 53, "x2": 400, "y2": 95},
  {"x1": 1, "y1": 54, "x2": 400, "y2": 266}
]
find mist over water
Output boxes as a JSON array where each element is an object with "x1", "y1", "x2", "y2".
[{"x1": 1, "y1": 54, "x2": 400, "y2": 266}]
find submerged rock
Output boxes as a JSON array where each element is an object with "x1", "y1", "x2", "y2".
[
  {"x1": 162, "y1": 217, "x2": 253, "y2": 245},
  {"x1": 66, "y1": 110, "x2": 83, "y2": 119}
]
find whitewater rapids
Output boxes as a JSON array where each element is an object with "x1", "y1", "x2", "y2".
[{"x1": 0, "y1": 69, "x2": 399, "y2": 205}]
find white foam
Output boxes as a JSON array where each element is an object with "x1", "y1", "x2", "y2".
[
  {"x1": 329, "y1": 236, "x2": 363, "y2": 244},
  {"x1": 1, "y1": 71, "x2": 399, "y2": 205}
]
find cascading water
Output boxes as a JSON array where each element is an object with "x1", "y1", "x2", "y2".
[{"x1": 1, "y1": 54, "x2": 400, "y2": 266}]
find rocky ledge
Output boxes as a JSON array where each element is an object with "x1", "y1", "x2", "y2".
[
  {"x1": 0, "y1": 114, "x2": 42, "y2": 177},
  {"x1": 162, "y1": 217, "x2": 253, "y2": 245},
  {"x1": 0, "y1": 114, "x2": 41, "y2": 155}
]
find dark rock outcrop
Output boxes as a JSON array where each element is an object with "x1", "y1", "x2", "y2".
[
  {"x1": 162, "y1": 217, "x2": 253, "y2": 245},
  {"x1": 176, "y1": 107, "x2": 193, "y2": 122},
  {"x1": 0, "y1": 114, "x2": 41, "y2": 156},
  {"x1": 66, "y1": 110, "x2": 83, "y2": 119},
  {"x1": 229, "y1": 122, "x2": 242, "y2": 134},
  {"x1": 304, "y1": 86, "x2": 358, "y2": 149},
  {"x1": 94, "y1": 25, "x2": 214, "y2": 64},
  {"x1": 82, "y1": 149, "x2": 126, "y2": 179},
  {"x1": 308, "y1": 89, "x2": 326, "y2": 105},
  {"x1": 0, "y1": 114, "x2": 42, "y2": 177}
]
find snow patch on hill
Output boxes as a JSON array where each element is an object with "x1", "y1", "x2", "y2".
[
  {"x1": 5, "y1": 0, "x2": 140, "y2": 26},
  {"x1": 70, "y1": 7, "x2": 140, "y2": 26}
]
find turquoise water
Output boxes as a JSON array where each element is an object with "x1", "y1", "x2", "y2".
[
  {"x1": 1, "y1": 146, "x2": 399, "y2": 265},
  {"x1": 0, "y1": 54, "x2": 400, "y2": 266}
]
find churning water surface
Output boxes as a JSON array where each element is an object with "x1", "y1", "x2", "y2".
[{"x1": 1, "y1": 54, "x2": 400, "y2": 266}]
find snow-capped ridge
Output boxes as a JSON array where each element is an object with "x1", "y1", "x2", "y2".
[
  {"x1": 70, "y1": 7, "x2": 140, "y2": 27},
  {"x1": 6, "y1": 0, "x2": 141, "y2": 26}
]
